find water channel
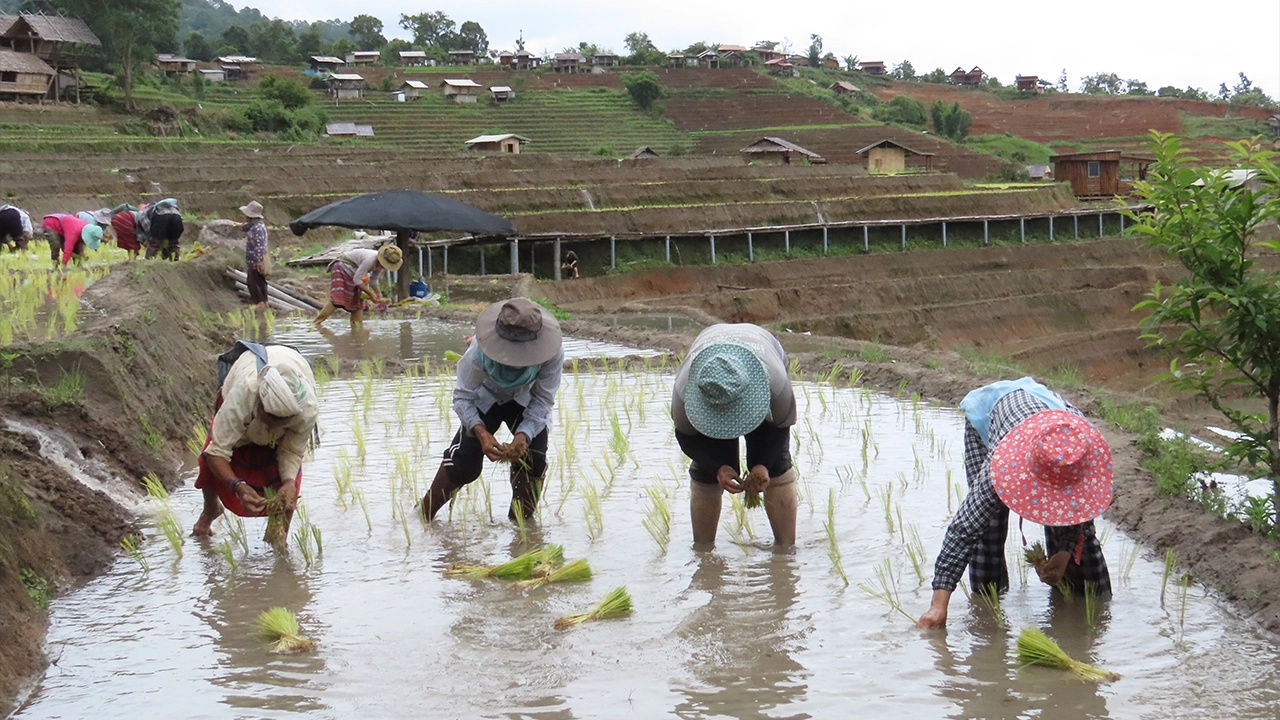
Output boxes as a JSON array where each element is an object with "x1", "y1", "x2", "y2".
[{"x1": 14, "y1": 319, "x2": 1280, "y2": 719}]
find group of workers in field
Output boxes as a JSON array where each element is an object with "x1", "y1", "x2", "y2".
[
  {"x1": 196, "y1": 283, "x2": 1115, "y2": 628},
  {"x1": 0, "y1": 201, "x2": 186, "y2": 266}
]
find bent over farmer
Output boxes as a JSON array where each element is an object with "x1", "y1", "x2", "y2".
[
  {"x1": 42, "y1": 213, "x2": 102, "y2": 268},
  {"x1": 314, "y1": 245, "x2": 402, "y2": 328},
  {"x1": 193, "y1": 342, "x2": 318, "y2": 544},
  {"x1": 0, "y1": 204, "x2": 33, "y2": 251},
  {"x1": 422, "y1": 297, "x2": 564, "y2": 522},
  {"x1": 673, "y1": 323, "x2": 798, "y2": 546},
  {"x1": 917, "y1": 378, "x2": 1113, "y2": 629}
]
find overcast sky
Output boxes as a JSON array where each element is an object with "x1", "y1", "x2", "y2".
[{"x1": 250, "y1": 0, "x2": 1280, "y2": 96}]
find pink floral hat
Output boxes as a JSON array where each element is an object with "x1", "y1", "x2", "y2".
[{"x1": 991, "y1": 410, "x2": 1113, "y2": 527}]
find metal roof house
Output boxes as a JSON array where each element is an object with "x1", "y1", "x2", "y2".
[
  {"x1": 465, "y1": 133, "x2": 531, "y2": 154},
  {"x1": 858, "y1": 60, "x2": 887, "y2": 75},
  {"x1": 156, "y1": 53, "x2": 196, "y2": 74},
  {"x1": 1016, "y1": 75, "x2": 1047, "y2": 93},
  {"x1": 399, "y1": 79, "x2": 428, "y2": 99},
  {"x1": 856, "y1": 139, "x2": 935, "y2": 173},
  {"x1": 345, "y1": 50, "x2": 380, "y2": 65},
  {"x1": 447, "y1": 49, "x2": 475, "y2": 65},
  {"x1": 310, "y1": 55, "x2": 345, "y2": 72},
  {"x1": 553, "y1": 52, "x2": 584, "y2": 73},
  {"x1": 490, "y1": 85, "x2": 514, "y2": 102},
  {"x1": 739, "y1": 137, "x2": 826, "y2": 165},
  {"x1": 399, "y1": 50, "x2": 427, "y2": 66},
  {"x1": 326, "y1": 122, "x2": 374, "y2": 138},
  {"x1": 1051, "y1": 150, "x2": 1153, "y2": 198},
  {"x1": 327, "y1": 73, "x2": 364, "y2": 100},
  {"x1": 440, "y1": 78, "x2": 482, "y2": 102}
]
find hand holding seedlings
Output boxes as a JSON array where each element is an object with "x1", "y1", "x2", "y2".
[
  {"x1": 498, "y1": 432, "x2": 530, "y2": 463},
  {"x1": 741, "y1": 465, "x2": 770, "y2": 509},
  {"x1": 474, "y1": 425, "x2": 504, "y2": 462},
  {"x1": 716, "y1": 465, "x2": 744, "y2": 493}
]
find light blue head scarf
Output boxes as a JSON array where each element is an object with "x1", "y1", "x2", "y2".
[{"x1": 479, "y1": 348, "x2": 540, "y2": 388}]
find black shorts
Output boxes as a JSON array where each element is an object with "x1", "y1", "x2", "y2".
[
  {"x1": 442, "y1": 401, "x2": 549, "y2": 484},
  {"x1": 676, "y1": 422, "x2": 793, "y2": 485}
]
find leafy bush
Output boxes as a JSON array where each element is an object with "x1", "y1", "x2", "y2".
[
  {"x1": 871, "y1": 95, "x2": 927, "y2": 127},
  {"x1": 622, "y1": 70, "x2": 662, "y2": 110},
  {"x1": 930, "y1": 101, "x2": 971, "y2": 141},
  {"x1": 257, "y1": 75, "x2": 314, "y2": 110}
]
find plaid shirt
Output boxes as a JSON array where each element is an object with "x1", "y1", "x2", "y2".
[{"x1": 932, "y1": 389, "x2": 1110, "y2": 594}]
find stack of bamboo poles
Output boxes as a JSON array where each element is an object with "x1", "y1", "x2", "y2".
[{"x1": 224, "y1": 268, "x2": 321, "y2": 314}]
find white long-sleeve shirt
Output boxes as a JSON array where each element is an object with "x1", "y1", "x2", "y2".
[{"x1": 452, "y1": 341, "x2": 563, "y2": 439}]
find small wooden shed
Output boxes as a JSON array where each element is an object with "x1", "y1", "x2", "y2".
[
  {"x1": 198, "y1": 68, "x2": 225, "y2": 83},
  {"x1": 490, "y1": 85, "x2": 514, "y2": 102},
  {"x1": 498, "y1": 50, "x2": 515, "y2": 67},
  {"x1": 466, "y1": 133, "x2": 530, "y2": 154},
  {"x1": 327, "y1": 73, "x2": 364, "y2": 100},
  {"x1": 399, "y1": 50, "x2": 427, "y2": 66},
  {"x1": 590, "y1": 52, "x2": 619, "y2": 67},
  {"x1": 399, "y1": 79, "x2": 428, "y2": 99},
  {"x1": 1051, "y1": 150, "x2": 1153, "y2": 198},
  {"x1": 0, "y1": 49, "x2": 52, "y2": 100},
  {"x1": 830, "y1": 80, "x2": 861, "y2": 96},
  {"x1": 1015, "y1": 75, "x2": 1044, "y2": 93},
  {"x1": 310, "y1": 55, "x2": 345, "y2": 72},
  {"x1": 447, "y1": 49, "x2": 475, "y2": 65},
  {"x1": 858, "y1": 60, "x2": 887, "y2": 75},
  {"x1": 156, "y1": 53, "x2": 196, "y2": 74},
  {"x1": 667, "y1": 53, "x2": 686, "y2": 68},
  {"x1": 950, "y1": 66, "x2": 985, "y2": 86},
  {"x1": 740, "y1": 137, "x2": 826, "y2": 165},
  {"x1": 515, "y1": 50, "x2": 540, "y2": 69},
  {"x1": 346, "y1": 50, "x2": 380, "y2": 66},
  {"x1": 440, "y1": 78, "x2": 482, "y2": 102},
  {"x1": 553, "y1": 52, "x2": 583, "y2": 73},
  {"x1": 697, "y1": 50, "x2": 719, "y2": 68},
  {"x1": 856, "y1": 139, "x2": 935, "y2": 173}
]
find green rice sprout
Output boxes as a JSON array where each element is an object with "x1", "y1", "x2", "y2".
[
  {"x1": 725, "y1": 492, "x2": 755, "y2": 550},
  {"x1": 119, "y1": 533, "x2": 148, "y2": 572},
  {"x1": 554, "y1": 586, "x2": 633, "y2": 629},
  {"x1": 185, "y1": 422, "x2": 208, "y2": 458},
  {"x1": 976, "y1": 582, "x2": 1008, "y2": 629},
  {"x1": 581, "y1": 484, "x2": 604, "y2": 541},
  {"x1": 879, "y1": 484, "x2": 895, "y2": 534},
  {"x1": 217, "y1": 539, "x2": 238, "y2": 571},
  {"x1": 1178, "y1": 573, "x2": 1191, "y2": 627},
  {"x1": 514, "y1": 557, "x2": 593, "y2": 590},
  {"x1": 445, "y1": 545, "x2": 563, "y2": 580},
  {"x1": 1160, "y1": 548, "x2": 1176, "y2": 606},
  {"x1": 1084, "y1": 581, "x2": 1101, "y2": 628},
  {"x1": 904, "y1": 523, "x2": 927, "y2": 584},
  {"x1": 254, "y1": 607, "x2": 316, "y2": 653},
  {"x1": 741, "y1": 467, "x2": 768, "y2": 510},
  {"x1": 641, "y1": 483, "x2": 671, "y2": 553},
  {"x1": 859, "y1": 558, "x2": 916, "y2": 624},
  {"x1": 1015, "y1": 626, "x2": 1119, "y2": 682},
  {"x1": 823, "y1": 489, "x2": 848, "y2": 587},
  {"x1": 349, "y1": 419, "x2": 366, "y2": 459},
  {"x1": 143, "y1": 473, "x2": 184, "y2": 559}
]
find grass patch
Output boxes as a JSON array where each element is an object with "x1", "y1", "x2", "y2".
[
  {"x1": 858, "y1": 342, "x2": 892, "y2": 363},
  {"x1": 1180, "y1": 114, "x2": 1269, "y2": 138},
  {"x1": 964, "y1": 133, "x2": 1058, "y2": 165},
  {"x1": 955, "y1": 346, "x2": 1019, "y2": 378},
  {"x1": 41, "y1": 369, "x2": 86, "y2": 408},
  {"x1": 21, "y1": 567, "x2": 50, "y2": 609},
  {"x1": 529, "y1": 296, "x2": 571, "y2": 321},
  {"x1": 1095, "y1": 394, "x2": 1160, "y2": 435}
]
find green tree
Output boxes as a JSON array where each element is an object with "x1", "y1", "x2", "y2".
[
  {"x1": 295, "y1": 23, "x2": 325, "y2": 59},
  {"x1": 247, "y1": 19, "x2": 296, "y2": 63},
  {"x1": 1128, "y1": 133, "x2": 1280, "y2": 520},
  {"x1": 258, "y1": 75, "x2": 312, "y2": 109},
  {"x1": 50, "y1": 0, "x2": 178, "y2": 109},
  {"x1": 185, "y1": 30, "x2": 213, "y2": 61},
  {"x1": 1057, "y1": 69, "x2": 1068, "y2": 92},
  {"x1": 454, "y1": 20, "x2": 488, "y2": 54},
  {"x1": 349, "y1": 14, "x2": 385, "y2": 49},
  {"x1": 920, "y1": 67, "x2": 948, "y2": 84},
  {"x1": 623, "y1": 70, "x2": 662, "y2": 109},
  {"x1": 806, "y1": 34, "x2": 822, "y2": 70},
  {"x1": 1079, "y1": 72, "x2": 1123, "y2": 94},
  {"x1": 891, "y1": 59, "x2": 916, "y2": 81},
  {"x1": 872, "y1": 95, "x2": 927, "y2": 126},
  {"x1": 399, "y1": 11, "x2": 453, "y2": 47},
  {"x1": 221, "y1": 24, "x2": 250, "y2": 53}
]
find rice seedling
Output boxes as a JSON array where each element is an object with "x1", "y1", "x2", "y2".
[
  {"x1": 142, "y1": 473, "x2": 184, "y2": 559},
  {"x1": 724, "y1": 492, "x2": 755, "y2": 549},
  {"x1": 641, "y1": 483, "x2": 671, "y2": 553},
  {"x1": 349, "y1": 419, "x2": 366, "y2": 459},
  {"x1": 1122, "y1": 543, "x2": 1141, "y2": 581},
  {"x1": 823, "y1": 489, "x2": 848, "y2": 587},
  {"x1": 554, "y1": 586, "x2": 633, "y2": 629},
  {"x1": 1160, "y1": 548, "x2": 1176, "y2": 606},
  {"x1": 904, "y1": 524, "x2": 927, "y2": 584},
  {"x1": 1084, "y1": 581, "x2": 1101, "y2": 628},
  {"x1": 581, "y1": 484, "x2": 604, "y2": 541},
  {"x1": 217, "y1": 539, "x2": 238, "y2": 572},
  {"x1": 1024, "y1": 541, "x2": 1047, "y2": 567},
  {"x1": 741, "y1": 467, "x2": 768, "y2": 510},
  {"x1": 879, "y1": 484, "x2": 896, "y2": 535},
  {"x1": 262, "y1": 487, "x2": 291, "y2": 549},
  {"x1": 976, "y1": 583, "x2": 1008, "y2": 629},
  {"x1": 514, "y1": 558, "x2": 593, "y2": 590},
  {"x1": 513, "y1": 500, "x2": 528, "y2": 544},
  {"x1": 1178, "y1": 574, "x2": 1191, "y2": 627},
  {"x1": 254, "y1": 607, "x2": 317, "y2": 653},
  {"x1": 1055, "y1": 580, "x2": 1075, "y2": 601},
  {"x1": 291, "y1": 503, "x2": 319, "y2": 566},
  {"x1": 1015, "y1": 626, "x2": 1119, "y2": 682},
  {"x1": 119, "y1": 533, "x2": 148, "y2": 572},
  {"x1": 859, "y1": 559, "x2": 917, "y2": 624},
  {"x1": 223, "y1": 514, "x2": 249, "y2": 554},
  {"x1": 445, "y1": 545, "x2": 564, "y2": 580},
  {"x1": 185, "y1": 422, "x2": 208, "y2": 458}
]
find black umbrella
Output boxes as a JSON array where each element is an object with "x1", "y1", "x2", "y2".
[
  {"x1": 289, "y1": 190, "x2": 516, "y2": 300},
  {"x1": 289, "y1": 189, "x2": 515, "y2": 237}
]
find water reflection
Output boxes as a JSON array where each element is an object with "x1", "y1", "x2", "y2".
[
  {"x1": 931, "y1": 595, "x2": 1112, "y2": 720},
  {"x1": 674, "y1": 551, "x2": 811, "y2": 719},
  {"x1": 195, "y1": 553, "x2": 329, "y2": 715}
]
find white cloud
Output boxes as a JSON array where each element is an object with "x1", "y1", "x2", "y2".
[{"x1": 251, "y1": 0, "x2": 1280, "y2": 96}]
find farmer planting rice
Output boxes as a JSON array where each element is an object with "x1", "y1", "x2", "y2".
[
  {"x1": 313, "y1": 244, "x2": 402, "y2": 328},
  {"x1": 110, "y1": 203, "x2": 143, "y2": 258},
  {"x1": 41, "y1": 212, "x2": 102, "y2": 268},
  {"x1": 139, "y1": 198, "x2": 185, "y2": 260},
  {"x1": 917, "y1": 378, "x2": 1113, "y2": 629},
  {"x1": 0, "y1": 203, "x2": 33, "y2": 251},
  {"x1": 672, "y1": 323, "x2": 798, "y2": 546},
  {"x1": 192, "y1": 341, "x2": 319, "y2": 543},
  {"x1": 422, "y1": 297, "x2": 564, "y2": 522}
]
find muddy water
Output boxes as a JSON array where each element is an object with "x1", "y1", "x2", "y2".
[{"x1": 16, "y1": 365, "x2": 1280, "y2": 719}]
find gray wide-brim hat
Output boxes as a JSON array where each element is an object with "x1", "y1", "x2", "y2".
[
  {"x1": 683, "y1": 341, "x2": 771, "y2": 440},
  {"x1": 475, "y1": 297, "x2": 562, "y2": 367}
]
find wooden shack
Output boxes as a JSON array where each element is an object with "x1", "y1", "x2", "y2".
[
  {"x1": 218, "y1": 55, "x2": 257, "y2": 81},
  {"x1": 498, "y1": 50, "x2": 515, "y2": 67},
  {"x1": 697, "y1": 50, "x2": 719, "y2": 68},
  {"x1": 822, "y1": 57, "x2": 841, "y2": 70},
  {"x1": 310, "y1": 55, "x2": 344, "y2": 72},
  {"x1": 198, "y1": 68, "x2": 225, "y2": 83},
  {"x1": 830, "y1": 80, "x2": 861, "y2": 96},
  {"x1": 346, "y1": 50, "x2": 380, "y2": 66},
  {"x1": 489, "y1": 85, "x2": 514, "y2": 102},
  {"x1": 740, "y1": 137, "x2": 826, "y2": 165},
  {"x1": 440, "y1": 78, "x2": 482, "y2": 102},
  {"x1": 0, "y1": 49, "x2": 52, "y2": 100},
  {"x1": 465, "y1": 133, "x2": 530, "y2": 154},
  {"x1": 1015, "y1": 75, "x2": 1044, "y2": 93},
  {"x1": 447, "y1": 49, "x2": 475, "y2": 65},
  {"x1": 1051, "y1": 150, "x2": 1153, "y2": 198},
  {"x1": 156, "y1": 53, "x2": 196, "y2": 74},
  {"x1": 399, "y1": 50, "x2": 427, "y2": 66},
  {"x1": 667, "y1": 53, "x2": 686, "y2": 68},
  {"x1": 553, "y1": 52, "x2": 583, "y2": 73},
  {"x1": 950, "y1": 66, "x2": 985, "y2": 86},
  {"x1": 858, "y1": 60, "x2": 887, "y2": 75},
  {"x1": 399, "y1": 79, "x2": 428, "y2": 99},
  {"x1": 590, "y1": 52, "x2": 619, "y2": 67},
  {"x1": 856, "y1": 139, "x2": 935, "y2": 173},
  {"x1": 765, "y1": 58, "x2": 796, "y2": 77},
  {"x1": 327, "y1": 73, "x2": 364, "y2": 100},
  {"x1": 1, "y1": 13, "x2": 99, "y2": 101},
  {"x1": 515, "y1": 50, "x2": 540, "y2": 69},
  {"x1": 753, "y1": 46, "x2": 784, "y2": 63}
]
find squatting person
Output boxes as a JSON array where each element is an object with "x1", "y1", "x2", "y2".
[
  {"x1": 422, "y1": 297, "x2": 564, "y2": 522},
  {"x1": 917, "y1": 377, "x2": 1114, "y2": 628},
  {"x1": 672, "y1": 323, "x2": 798, "y2": 546},
  {"x1": 313, "y1": 244, "x2": 402, "y2": 328},
  {"x1": 0, "y1": 203, "x2": 33, "y2": 251},
  {"x1": 192, "y1": 342, "x2": 319, "y2": 543}
]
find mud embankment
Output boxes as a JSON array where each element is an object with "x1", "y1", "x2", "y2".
[{"x1": 0, "y1": 257, "x2": 242, "y2": 715}]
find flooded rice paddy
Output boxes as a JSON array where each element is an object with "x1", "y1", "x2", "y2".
[{"x1": 15, "y1": 326, "x2": 1280, "y2": 719}]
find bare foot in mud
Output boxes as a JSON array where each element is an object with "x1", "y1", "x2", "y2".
[{"x1": 192, "y1": 508, "x2": 222, "y2": 537}]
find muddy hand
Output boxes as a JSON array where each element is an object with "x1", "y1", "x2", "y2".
[
  {"x1": 236, "y1": 483, "x2": 267, "y2": 516},
  {"x1": 475, "y1": 426, "x2": 503, "y2": 462},
  {"x1": 1035, "y1": 551, "x2": 1071, "y2": 586},
  {"x1": 502, "y1": 433, "x2": 530, "y2": 462},
  {"x1": 743, "y1": 466, "x2": 770, "y2": 495},
  {"x1": 716, "y1": 465, "x2": 744, "y2": 493}
]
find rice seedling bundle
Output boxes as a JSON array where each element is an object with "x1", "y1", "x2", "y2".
[
  {"x1": 1024, "y1": 542, "x2": 1048, "y2": 567},
  {"x1": 119, "y1": 534, "x2": 149, "y2": 572},
  {"x1": 262, "y1": 487, "x2": 291, "y2": 549},
  {"x1": 142, "y1": 473, "x2": 184, "y2": 558},
  {"x1": 445, "y1": 545, "x2": 564, "y2": 580},
  {"x1": 554, "y1": 586, "x2": 633, "y2": 629},
  {"x1": 1015, "y1": 626, "x2": 1119, "y2": 682},
  {"x1": 976, "y1": 583, "x2": 1008, "y2": 628},
  {"x1": 515, "y1": 558, "x2": 593, "y2": 590},
  {"x1": 254, "y1": 607, "x2": 317, "y2": 653},
  {"x1": 823, "y1": 489, "x2": 848, "y2": 587},
  {"x1": 741, "y1": 468, "x2": 768, "y2": 510},
  {"x1": 641, "y1": 484, "x2": 671, "y2": 553}
]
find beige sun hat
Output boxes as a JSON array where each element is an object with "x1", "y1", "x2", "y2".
[
  {"x1": 377, "y1": 244, "x2": 403, "y2": 271},
  {"x1": 475, "y1": 297, "x2": 562, "y2": 367},
  {"x1": 239, "y1": 200, "x2": 265, "y2": 219}
]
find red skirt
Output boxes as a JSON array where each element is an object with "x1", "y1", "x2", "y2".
[
  {"x1": 112, "y1": 212, "x2": 139, "y2": 251},
  {"x1": 327, "y1": 260, "x2": 363, "y2": 312},
  {"x1": 194, "y1": 438, "x2": 303, "y2": 517}
]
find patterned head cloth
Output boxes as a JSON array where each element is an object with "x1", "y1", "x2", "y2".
[
  {"x1": 683, "y1": 341, "x2": 771, "y2": 440},
  {"x1": 991, "y1": 410, "x2": 1113, "y2": 526},
  {"x1": 257, "y1": 364, "x2": 304, "y2": 418}
]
